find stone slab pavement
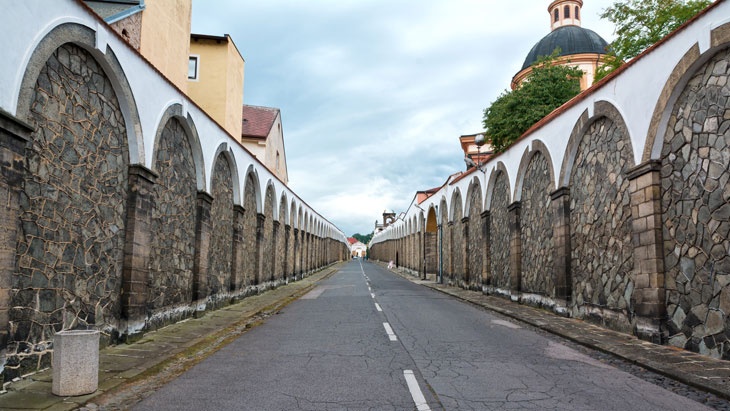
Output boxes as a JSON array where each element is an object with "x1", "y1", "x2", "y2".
[
  {"x1": 388, "y1": 267, "x2": 730, "y2": 402},
  {"x1": 0, "y1": 264, "x2": 344, "y2": 411}
]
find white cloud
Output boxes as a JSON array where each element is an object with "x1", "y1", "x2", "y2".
[{"x1": 192, "y1": 0, "x2": 617, "y2": 235}]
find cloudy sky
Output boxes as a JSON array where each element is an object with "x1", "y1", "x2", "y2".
[{"x1": 191, "y1": 0, "x2": 616, "y2": 236}]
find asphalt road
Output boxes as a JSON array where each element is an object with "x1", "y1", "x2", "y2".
[{"x1": 134, "y1": 261, "x2": 714, "y2": 410}]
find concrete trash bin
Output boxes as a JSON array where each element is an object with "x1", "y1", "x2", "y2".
[{"x1": 52, "y1": 330, "x2": 100, "y2": 396}]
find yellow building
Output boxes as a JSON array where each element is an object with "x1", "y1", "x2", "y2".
[
  {"x1": 511, "y1": 0, "x2": 609, "y2": 91},
  {"x1": 85, "y1": 0, "x2": 193, "y2": 92},
  {"x1": 187, "y1": 34, "x2": 245, "y2": 139},
  {"x1": 84, "y1": 0, "x2": 290, "y2": 185}
]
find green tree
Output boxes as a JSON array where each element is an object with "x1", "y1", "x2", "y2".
[
  {"x1": 482, "y1": 52, "x2": 583, "y2": 152},
  {"x1": 352, "y1": 232, "x2": 373, "y2": 244},
  {"x1": 595, "y1": 0, "x2": 712, "y2": 81}
]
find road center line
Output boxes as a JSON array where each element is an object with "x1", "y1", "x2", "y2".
[
  {"x1": 374, "y1": 303, "x2": 382, "y2": 312},
  {"x1": 403, "y1": 370, "x2": 431, "y2": 411},
  {"x1": 371, "y1": 293, "x2": 375, "y2": 299},
  {"x1": 383, "y1": 322, "x2": 398, "y2": 341}
]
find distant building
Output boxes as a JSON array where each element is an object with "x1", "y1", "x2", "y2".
[
  {"x1": 511, "y1": 0, "x2": 609, "y2": 91},
  {"x1": 241, "y1": 105, "x2": 289, "y2": 184},
  {"x1": 347, "y1": 238, "x2": 367, "y2": 258}
]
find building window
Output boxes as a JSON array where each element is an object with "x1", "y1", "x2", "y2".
[
  {"x1": 575, "y1": 6, "x2": 580, "y2": 19},
  {"x1": 564, "y1": 5, "x2": 570, "y2": 19},
  {"x1": 554, "y1": 9, "x2": 559, "y2": 22},
  {"x1": 276, "y1": 151, "x2": 280, "y2": 171},
  {"x1": 188, "y1": 55, "x2": 199, "y2": 80}
]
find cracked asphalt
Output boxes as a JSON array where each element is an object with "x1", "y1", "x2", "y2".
[{"x1": 131, "y1": 261, "x2": 727, "y2": 410}]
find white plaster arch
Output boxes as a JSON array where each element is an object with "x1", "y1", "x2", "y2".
[
  {"x1": 14, "y1": 21, "x2": 146, "y2": 166},
  {"x1": 150, "y1": 104, "x2": 207, "y2": 192},
  {"x1": 263, "y1": 180, "x2": 278, "y2": 221},
  {"x1": 485, "y1": 162, "x2": 512, "y2": 211},
  {"x1": 279, "y1": 192, "x2": 290, "y2": 226},
  {"x1": 514, "y1": 140, "x2": 557, "y2": 202},
  {"x1": 211, "y1": 143, "x2": 242, "y2": 206},
  {"x1": 464, "y1": 176, "x2": 483, "y2": 218},
  {"x1": 559, "y1": 101, "x2": 635, "y2": 188},
  {"x1": 243, "y1": 165, "x2": 263, "y2": 215},
  {"x1": 449, "y1": 188, "x2": 464, "y2": 222}
]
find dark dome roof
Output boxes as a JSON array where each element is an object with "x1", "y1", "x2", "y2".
[{"x1": 521, "y1": 25, "x2": 609, "y2": 70}]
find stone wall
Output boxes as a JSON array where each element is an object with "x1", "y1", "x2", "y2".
[
  {"x1": 243, "y1": 175, "x2": 258, "y2": 285},
  {"x1": 467, "y1": 186, "x2": 483, "y2": 287},
  {"x1": 569, "y1": 117, "x2": 634, "y2": 329},
  {"x1": 520, "y1": 152, "x2": 554, "y2": 296},
  {"x1": 368, "y1": 8, "x2": 730, "y2": 361},
  {"x1": 207, "y1": 154, "x2": 234, "y2": 305},
  {"x1": 451, "y1": 194, "x2": 464, "y2": 284},
  {"x1": 0, "y1": 35, "x2": 348, "y2": 382},
  {"x1": 9, "y1": 43, "x2": 129, "y2": 377},
  {"x1": 263, "y1": 187, "x2": 275, "y2": 282},
  {"x1": 149, "y1": 118, "x2": 196, "y2": 315},
  {"x1": 440, "y1": 202, "x2": 451, "y2": 280},
  {"x1": 662, "y1": 47, "x2": 730, "y2": 358},
  {"x1": 489, "y1": 172, "x2": 511, "y2": 289}
]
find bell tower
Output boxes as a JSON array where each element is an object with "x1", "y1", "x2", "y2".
[{"x1": 549, "y1": 0, "x2": 583, "y2": 31}]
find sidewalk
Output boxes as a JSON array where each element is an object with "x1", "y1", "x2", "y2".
[
  {"x1": 0, "y1": 264, "x2": 344, "y2": 411},
  {"x1": 389, "y1": 268, "x2": 730, "y2": 402}
]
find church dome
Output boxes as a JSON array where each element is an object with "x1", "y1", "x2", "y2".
[{"x1": 520, "y1": 25, "x2": 609, "y2": 70}]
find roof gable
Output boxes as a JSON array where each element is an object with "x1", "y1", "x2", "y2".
[{"x1": 241, "y1": 104, "x2": 279, "y2": 139}]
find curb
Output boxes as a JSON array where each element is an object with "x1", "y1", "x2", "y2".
[{"x1": 383, "y1": 264, "x2": 730, "y2": 402}]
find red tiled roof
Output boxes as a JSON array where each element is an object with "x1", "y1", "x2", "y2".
[
  {"x1": 241, "y1": 105, "x2": 279, "y2": 139},
  {"x1": 347, "y1": 237, "x2": 358, "y2": 244}
]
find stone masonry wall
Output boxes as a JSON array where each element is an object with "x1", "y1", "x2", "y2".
[
  {"x1": 569, "y1": 117, "x2": 634, "y2": 328},
  {"x1": 207, "y1": 154, "x2": 234, "y2": 304},
  {"x1": 243, "y1": 175, "x2": 258, "y2": 285},
  {"x1": 662, "y1": 47, "x2": 730, "y2": 359},
  {"x1": 520, "y1": 152, "x2": 554, "y2": 296},
  {"x1": 9, "y1": 43, "x2": 129, "y2": 377},
  {"x1": 263, "y1": 187, "x2": 275, "y2": 282},
  {"x1": 451, "y1": 195, "x2": 464, "y2": 284},
  {"x1": 467, "y1": 188, "x2": 483, "y2": 287},
  {"x1": 490, "y1": 172, "x2": 511, "y2": 289},
  {"x1": 148, "y1": 118, "x2": 196, "y2": 316},
  {"x1": 440, "y1": 203, "x2": 451, "y2": 280}
]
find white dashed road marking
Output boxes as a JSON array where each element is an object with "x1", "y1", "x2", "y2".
[
  {"x1": 383, "y1": 322, "x2": 398, "y2": 341},
  {"x1": 404, "y1": 370, "x2": 431, "y2": 411},
  {"x1": 374, "y1": 303, "x2": 382, "y2": 312}
]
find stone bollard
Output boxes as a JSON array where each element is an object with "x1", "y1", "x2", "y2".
[{"x1": 52, "y1": 330, "x2": 100, "y2": 396}]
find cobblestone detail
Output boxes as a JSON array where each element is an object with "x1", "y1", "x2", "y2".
[
  {"x1": 440, "y1": 202, "x2": 451, "y2": 280},
  {"x1": 661, "y1": 48, "x2": 730, "y2": 360},
  {"x1": 569, "y1": 117, "x2": 634, "y2": 327},
  {"x1": 520, "y1": 152, "x2": 555, "y2": 296},
  {"x1": 263, "y1": 187, "x2": 275, "y2": 282},
  {"x1": 467, "y1": 185, "x2": 483, "y2": 288},
  {"x1": 451, "y1": 194, "x2": 464, "y2": 283},
  {"x1": 490, "y1": 172, "x2": 511, "y2": 289},
  {"x1": 149, "y1": 118, "x2": 196, "y2": 314},
  {"x1": 277, "y1": 200, "x2": 287, "y2": 281},
  {"x1": 9, "y1": 44, "x2": 129, "y2": 378},
  {"x1": 243, "y1": 175, "x2": 258, "y2": 286},
  {"x1": 207, "y1": 154, "x2": 234, "y2": 302}
]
